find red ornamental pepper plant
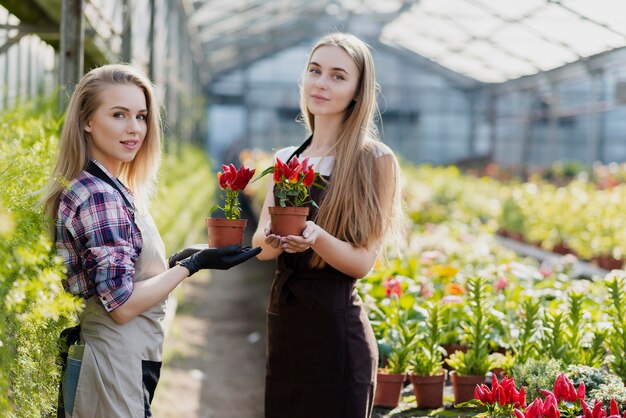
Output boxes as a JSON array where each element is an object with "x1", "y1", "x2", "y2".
[
  {"x1": 256, "y1": 155, "x2": 321, "y2": 207},
  {"x1": 211, "y1": 163, "x2": 255, "y2": 219},
  {"x1": 474, "y1": 374, "x2": 527, "y2": 417},
  {"x1": 510, "y1": 372, "x2": 626, "y2": 418}
]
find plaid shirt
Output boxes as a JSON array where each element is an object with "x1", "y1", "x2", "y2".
[{"x1": 55, "y1": 166, "x2": 142, "y2": 312}]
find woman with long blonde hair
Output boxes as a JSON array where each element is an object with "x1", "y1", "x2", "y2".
[
  {"x1": 44, "y1": 64, "x2": 259, "y2": 418},
  {"x1": 253, "y1": 33, "x2": 403, "y2": 418}
]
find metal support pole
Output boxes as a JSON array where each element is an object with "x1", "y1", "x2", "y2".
[
  {"x1": 148, "y1": 0, "x2": 155, "y2": 79},
  {"x1": 487, "y1": 93, "x2": 497, "y2": 160},
  {"x1": 59, "y1": 0, "x2": 84, "y2": 106},
  {"x1": 122, "y1": 0, "x2": 132, "y2": 62},
  {"x1": 466, "y1": 90, "x2": 476, "y2": 156},
  {"x1": 586, "y1": 69, "x2": 605, "y2": 164}
]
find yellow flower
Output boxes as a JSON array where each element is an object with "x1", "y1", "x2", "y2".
[{"x1": 428, "y1": 265, "x2": 459, "y2": 279}]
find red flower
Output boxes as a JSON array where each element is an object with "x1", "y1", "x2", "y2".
[
  {"x1": 260, "y1": 155, "x2": 319, "y2": 207},
  {"x1": 272, "y1": 158, "x2": 289, "y2": 183},
  {"x1": 476, "y1": 374, "x2": 527, "y2": 410},
  {"x1": 515, "y1": 394, "x2": 560, "y2": 418},
  {"x1": 383, "y1": 276, "x2": 402, "y2": 297},
  {"x1": 474, "y1": 384, "x2": 493, "y2": 404},
  {"x1": 218, "y1": 163, "x2": 255, "y2": 191},
  {"x1": 552, "y1": 373, "x2": 584, "y2": 403},
  {"x1": 213, "y1": 163, "x2": 255, "y2": 219}
]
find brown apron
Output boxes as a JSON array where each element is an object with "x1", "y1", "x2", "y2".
[
  {"x1": 265, "y1": 140, "x2": 378, "y2": 418},
  {"x1": 66, "y1": 210, "x2": 168, "y2": 418}
]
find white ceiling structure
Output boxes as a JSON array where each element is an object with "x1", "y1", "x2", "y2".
[{"x1": 187, "y1": 0, "x2": 626, "y2": 83}]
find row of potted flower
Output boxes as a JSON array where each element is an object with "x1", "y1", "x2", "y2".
[
  {"x1": 359, "y1": 176, "x2": 626, "y2": 411},
  {"x1": 402, "y1": 163, "x2": 626, "y2": 269}
]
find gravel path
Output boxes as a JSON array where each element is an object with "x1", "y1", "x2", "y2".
[{"x1": 152, "y1": 257, "x2": 274, "y2": 418}]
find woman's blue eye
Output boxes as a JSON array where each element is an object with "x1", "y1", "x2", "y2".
[
  {"x1": 333, "y1": 74, "x2": 344, "y2": 81},
  {"x1": 113, "y1": 112, "x2": 124, "y2": 118},
  {"x1": 137, "y1": 114, "x2": 147, "y2": 121}
]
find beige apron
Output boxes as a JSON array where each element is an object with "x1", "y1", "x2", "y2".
[{"x1": 69, "y1": 210, "x2": 168, "y2": 418}]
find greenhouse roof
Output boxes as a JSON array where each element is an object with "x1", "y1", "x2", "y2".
[
  {"x1": 4, "y1": 0, "x2": 626, "y2": 85},
  {"x1": 188, "y1": 0, "x2": 626, "y2": 83}
]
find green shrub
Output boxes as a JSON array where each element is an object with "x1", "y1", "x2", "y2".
[
  {"x1": 512, "y1": 358, "x2": 563, "y2": 400},
  {"x1": 0, "y1": 101, "x2": 79, "y2": 417},
  {"x1": 566, "y1": 365, "x2": 622, "y2": 393}
]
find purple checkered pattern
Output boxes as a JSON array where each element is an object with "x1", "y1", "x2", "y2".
[{"x1": 55, "y1": 171, "x2": 142, "y2": 312}]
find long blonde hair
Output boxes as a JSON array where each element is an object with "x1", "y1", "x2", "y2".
[
  {"x1": 43, "y1": 64, "x2": 162, "y2": 221},
  {"x1": 299, "y1": 33, "x2": 403, "y2": 268}
]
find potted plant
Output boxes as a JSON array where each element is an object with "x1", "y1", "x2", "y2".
[
  {"x1": 255, "y1": 155, "x2": 319, "y2": 236},
  {"x1": 409, "y1": 302, "x2": 447, "y2": 409},
  {"x1": 207, "y1": 163, "x2": 255, "y2": 247},
  {"x1": 375, "y1": 319, "x2": 418, "y2": 409},
  {"x1": 445, "y1": 276, "x2": 494, "y2": 404}
]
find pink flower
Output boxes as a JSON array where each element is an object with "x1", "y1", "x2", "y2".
[
  {"x1": 494, "y1": 277, "x2": 508, "y2": 291},
  {"x1": 420, "y1": 283, "x2": 434, "y2": 299}
]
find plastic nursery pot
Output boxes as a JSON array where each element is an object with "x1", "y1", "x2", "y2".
[
  {"x1": 206, "y1": 218, "x2": 247, "y2": 248},
  {"x1": 374, "y1": 370, "x2": 405, "y2": 409},
  {"x1": 268, "y1": 206, "x2": 310, "y2": 236},
  {"x1": 449, "y1": 371, "x2": 485, "y2": 405},
  {"x1": 409, "y1": 371, "x2": 447, "y2": 409}
]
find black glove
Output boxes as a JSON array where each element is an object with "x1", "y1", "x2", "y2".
[
  {"x1": 168, "y1": 244, "x2": 207, "y2": 269},
  {"x1": 177, "y1": 245, "x2": 262, "y2": 275}
]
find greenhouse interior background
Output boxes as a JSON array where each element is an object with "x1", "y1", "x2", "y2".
[{"x1": 4, "y1": 0, "x2": 626, "y2": 417}]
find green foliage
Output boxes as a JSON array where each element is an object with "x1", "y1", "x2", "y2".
[
  {"x1": 370, "y1": 294, "x2": 420, "y2": 374},
  {"x1": 566, "y1": 365, "x2": 622, "y2": 393},
  {"x1": 540, "y1": 309, "x2": 568, "y2": 362},
  {"x1": 512, "y1": 358, "x2": 563, "y2": 400},
  {"x1": 0, "y1": 100, "x2": 79, "y2": 417},
  {"x1": 0, "y1": 99, "x2": 215, "y2": 416},
  {"x1": 445, "y1": 277, "x2": 493, "y2": 376},
  {"x1": 411, "y1": 302, "x2": 444, "y2": 376},
  {"x1": 150, "y1": 144, "x2": 215, "y2": 253},
  {"x1": 386, "y1": 320, "x2": 419, "y2": 374},
  {"x1": 605, "y1": 272, "x2": 626, "y2": 382},
  {"x1": 511, "y1": 298, "x2": 541, "y2": 364},
  {"x1": 588, "y1": 381, "x2": 626, "y2": 411},
  {"x1": 500, "y1": 195, "x2": 526, "y2": 235}
]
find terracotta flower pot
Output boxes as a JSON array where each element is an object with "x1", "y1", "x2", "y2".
[
  {"x1": 268, "y1": 206, "x2": 310, "y2": 236},
  {"x1": 206, "y1": 218, "x2": 246, "y2": 248},
  {"x1": 449, "y1": 371, "x2": 485, "y2": 405},
  {"x1": 409, "y1": 371, "x2": 447, "y2": 409},
  {"x1": 374, "y1": 371, "x2": 405, "y2": 408}
]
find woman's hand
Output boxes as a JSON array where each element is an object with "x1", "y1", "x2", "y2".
[
  {"x1": 263, "y1": 220, "x2": 282, "y2": 249},
  {"x1": 280, "y1": 221, "x2": 319, "y2": 253}
]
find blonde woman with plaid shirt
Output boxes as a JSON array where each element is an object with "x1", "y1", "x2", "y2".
[{"x1": 44, "y1": 64, "x2": 259, "y2": 418}]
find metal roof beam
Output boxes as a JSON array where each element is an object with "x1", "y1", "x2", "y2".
[
  {"x1": 207, "y1": 21, "x2": 317, "y2": 80},
  {"x1": 201, "y1": 5, "x2": 325, "y2": 49}
]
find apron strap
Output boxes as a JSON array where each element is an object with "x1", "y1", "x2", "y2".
[
  {"x1": 287, "y1": 135, "x2": 312, "y2": 161},
  {"x1": 85, "y1": 161, "x2": 134, "y2": 211}
]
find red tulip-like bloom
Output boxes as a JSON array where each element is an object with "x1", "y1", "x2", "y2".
[
  {"x1": 261, "y1": 156, "x2": 318, "y2": 207},
  {"x1": 580, "y1": 398, "x2": 626, "y2": 418},
  {"x1": 218, "y1": 163, "x2": 255, "y2": 191},
  {"x1": 213, "y1": 163, "x2": 256, "y2": 219},
  {"x1": 551, "y1": 373, "x2": 585, "y2": 403},
  {"x1": 475, "y1": 374, "x2": 526, "y2": 416},
  {"x1": 514, "y1": 393, "x2": 563, "y2": 418}
]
